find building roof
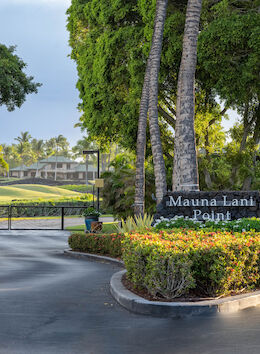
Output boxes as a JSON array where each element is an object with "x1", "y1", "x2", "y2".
[
  {"x1": 39, "y1": 156, "x2": 76, "y2": 163},
  {"x1": 10, "y1": 165, "x2": 29, "y2": 171},
  {"x1": 74, "y1": 164, "x2": 97, "y2": 172},
  {"x1": 26, "y1": 162, "x2": 46, "y2": 170}
]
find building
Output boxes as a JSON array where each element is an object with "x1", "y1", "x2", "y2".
[{"x1": 9, "y1": 156, "x2": 99, "y2": 182}]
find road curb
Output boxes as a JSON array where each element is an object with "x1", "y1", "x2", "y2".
[
  {"x1": 110, "y1": 270, "x2": 260, "y2": 318},
  {"x1": 64, "y1": 249, "x2": 124, "y2": 266}
]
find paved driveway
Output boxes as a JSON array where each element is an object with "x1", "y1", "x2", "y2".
[{"x1": 0, "y1": 231, "x2": 260, "y2": 354}]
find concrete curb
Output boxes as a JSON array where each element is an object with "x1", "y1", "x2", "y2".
[
  {"x1": 110, "y1": 270, "x2": 260, "y2": 318},
  {"x1": 64, "y1": 249, "x2": 124, "y2": 266}
]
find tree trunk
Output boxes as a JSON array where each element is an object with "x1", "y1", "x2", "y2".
[
  {"x1": 134, "y1": 59, "x2": 150, "y2": 215},
  {"x1": 172, "y1": 0, "x2": 202, "y2": 192},
  {"x1": 148, "y1": 0, "x2": 168, "y2": 204}
]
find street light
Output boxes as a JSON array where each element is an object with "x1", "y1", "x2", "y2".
[{"x1": 83, "y1": 150, "x2": 100, "y2": 210}]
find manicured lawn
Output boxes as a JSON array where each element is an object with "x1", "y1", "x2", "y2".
[
  {"x1": 0, "y1": 184, "x2": 81, "y2": 202},
  {"x1": 66, "y1": 222, "x2": 118, "y2": 233}
]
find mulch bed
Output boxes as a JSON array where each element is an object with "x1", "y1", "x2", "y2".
[{"x1": 121, "y1": 273, "x2": 255, "y2": 303}]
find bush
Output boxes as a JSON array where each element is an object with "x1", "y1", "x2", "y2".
[
  {"x1": 68, "y1": 232, "x2": 123, "y2": 258},
  {"x1": 5, "y1": 195, "x2": 94, "y2": 217},
  {"x1": 101, "y1": 153, "x2": 156, "y2": 219},
  {"x1": 59, "y1": 184, "x2": 93, "y2": 193},
  {"x1": 122, "y1": 230, "x2": 260, "y2": 298},
  {"x1": 153, "y1": 216, "x2": 260, "y2": 233}
]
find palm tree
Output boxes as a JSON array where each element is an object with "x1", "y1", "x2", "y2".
[
  {"x1": 15, "y1": 131, "x2": 32, "y2": 144},
  {"x1": 134, "y1": 0, "x2": 168, "y2": 214},
  {"x1": 32, "y1": 139, "x2": 45, "y2": 177},
  {"x1": 148, "y1": 0, "x2": 168, "y2": 204},
  {"x1": 172, "y1": 0, "x2": 202, "y2": 192}
]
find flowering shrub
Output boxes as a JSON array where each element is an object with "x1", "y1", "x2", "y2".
[
  {"x1": 122, "y1": 230, "x2": 260, "y2": 298},
  {"x1": 68, "y1": 232, "x2": 123, "y2": 258},
  {"x1": 153, "y1": 216, "x2": 260, "y2": 233}
]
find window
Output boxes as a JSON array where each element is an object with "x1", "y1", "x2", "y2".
[
  {"x1": 67, "y1": 164, "x2": 71, "y2": 170},
  {"x1": 57, "y1": 163, "x2": 62, "y2": 168}
]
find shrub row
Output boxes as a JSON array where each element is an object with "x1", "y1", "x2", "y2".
[
  {"x1": 59, "y1": 184, "x2": 94, "y2": 193},
  {"x1": 153, "y1": 216, "x2": 260, "y2": 232},
  {"x1": 68, "y1": 232, "x2": 123, "y2": 258},
  {"x1": 122, "y1": 230, "x2": 260, "y2": 299},
  {"x1": 0, "y1": 195, "x2": 94, "y2": 217}
]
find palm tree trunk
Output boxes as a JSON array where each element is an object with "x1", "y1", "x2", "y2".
[
  {"x1": 172, "y1": 0, "x2": 202, "y2": 192},
  {"x1": 148, "y1": 0, "x2": 168, "y2": 204},
  {"x1": 134, "y1": 59, "x2": 151, "y2": 215}
]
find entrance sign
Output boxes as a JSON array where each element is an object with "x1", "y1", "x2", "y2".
[{"x1": 156, "y1": 191, "x2": 260, "y2": 221}]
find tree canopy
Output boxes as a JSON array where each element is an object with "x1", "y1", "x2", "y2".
[
  {"x1": 67, "y1": 0, "x2": 259, "y2": 150},
  {"x1": 0, "y1": 44, "x2": 41, "y2": 111}
]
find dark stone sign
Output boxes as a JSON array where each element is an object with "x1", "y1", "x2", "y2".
[{"x1": 155, "y1": 191, "x2": 260, "y2": 221}]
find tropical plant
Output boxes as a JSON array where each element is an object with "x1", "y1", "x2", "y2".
[
  {"x1": 116, "y1": 213, "x2": 154, "y2": 233},
  {"x1": 81, "y1": 207, "x2": 101, "y2": 218}
]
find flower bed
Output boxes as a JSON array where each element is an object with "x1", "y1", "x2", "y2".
[
  {"x1": 122, "y1": 230, "x2": 260, "y2": 299},
  {"x1": 153, "y1": 216, "x2": 260, "y2": 232},
  {"x1": 68, "y1": 232, "x2": 123, "y2": 258}
]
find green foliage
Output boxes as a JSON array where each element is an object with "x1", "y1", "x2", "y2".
[
  {"x1": 101, "y1": 153, "x2": 156, "y2": 218},
  {"x1": 0, "y1": 45, "x2": 41, "y2": 111},
  {"x1": 59, "y1": 184, "x2": 93, "y2": 193},
  {"x1": 81, "y1": 206, "x2": 101, "y2": 217},
  {"x1": 0, "y1": 146, "x2": 8, "y2": 172},
  {"x1": 122, "y1": 230, "x2": 260, "y2": 298},
  {"x1": 153, "y1": 217, "x2": 260, "y2": 233},
  {"x1": 68, "y1": 232, "x2": 123, "y2": 258},
  {"x1": 122, "y1": 233, "x2": 194, "y2": 299},
  {"x1": 116, "y1": 213, "x2": 153, "y2": 233},
  {"x1": 198, "y1": 1, "x2": 260, "y2": 107}
]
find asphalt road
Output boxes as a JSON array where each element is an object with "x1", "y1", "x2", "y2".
[{"x1": 0, "y1": 231, "x2": 260, "y2": 354}]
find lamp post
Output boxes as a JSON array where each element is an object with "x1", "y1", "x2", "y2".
[{"x1": 83, "y1": 150, "x2": 100, "y2": 210}]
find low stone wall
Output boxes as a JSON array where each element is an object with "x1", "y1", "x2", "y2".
[{"x1": 155, "y1": 191, "x2": 260, "y2": 221}]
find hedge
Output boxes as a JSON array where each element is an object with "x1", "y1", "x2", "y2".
[
  {"x1": 68, "y1": 232, "x2": 123, "y2": 258},
  {"x1": 68, "y1": 229, "x2": 260, "y2": 300},
  {"x1": 1, "y1": 195, "x2": 94, "y2": 217},
  {"x1": 122, "y1": 230, "x2": 260, "y2": 299}
]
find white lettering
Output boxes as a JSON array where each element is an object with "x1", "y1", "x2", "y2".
[
  {"x1": 193, "y1": 209, "x2": 201, "y2": 219},
  {"x1": 183, "y1": 199, "x2": 190, "y2": 206},
  {"x1": 202, "y1": 212, "x2": 210, "y2": 220},
  {"x1": 223, "y1": 195, "x2": 231, "y2": 206},
  {"x1": 169, "y1": 196, "x2": 182, "y2": 206},
  {"x1": 232, "y1": 199, "x2": 239, "y2": 206},
  {"x1": 201, "y1": 199, "x2": 209, "y2": 206},
  {"x1": 191, "y1": 199, "x2": 199, "y2": 207},
  {"x1": 216, "y1": 212, "x2": 225, "y2": 221},
  {"x1": 210, "y1": 199, "x2": 217, "y2": 206},
  {"x1": 240, "y1": 199, "x2": 248, "y2": 206}
]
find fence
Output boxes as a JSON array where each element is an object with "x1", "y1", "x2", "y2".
[{"x1": 0, "y1": 205, "x2": 86, "y2": 231}]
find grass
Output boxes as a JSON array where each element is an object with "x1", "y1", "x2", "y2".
[
  {"x1": 0, "y1": 184, "x2": 81, "y2": 202},
  {"x1": 66, "y1": 222, "x2": 118, "y2": 233}
]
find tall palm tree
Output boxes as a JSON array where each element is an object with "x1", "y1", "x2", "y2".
[
  {"x1": 172, "y1": 0, "x2": 202, "y2": 191},
  {"x1": 148, "y1": 0, "x2": 168, "y2": 204},
  {"x1": 32, "y1": 139, "x2": 44, "y2": 177},
  {"x1": 15, "y1": 131, "x2": 32, "y2": 144},
  {"x1": 134, "y1": 0, "x2": 168, "y2": 214}
]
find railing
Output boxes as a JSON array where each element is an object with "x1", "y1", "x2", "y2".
[{"x1": 0, "y1": 205, "x2": 85, "y2": 231}]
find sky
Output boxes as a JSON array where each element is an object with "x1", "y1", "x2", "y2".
[
  {"x1": 0, "y1": 0, "x2": 239, "y2": 148},
  {"x1": 0, "y1": 0, "x2": 82, "y2": 147}
]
